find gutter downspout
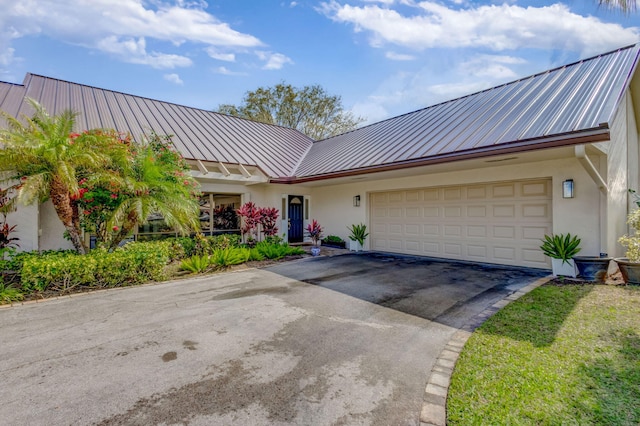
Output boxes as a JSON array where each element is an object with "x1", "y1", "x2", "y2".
[{"x1": 575, "y1": 144, "x2": 608, "y2": 257}]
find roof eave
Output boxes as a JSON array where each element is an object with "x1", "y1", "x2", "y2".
[{"x1": 271, "y1": 127, "x2": 610, "y2": 185}]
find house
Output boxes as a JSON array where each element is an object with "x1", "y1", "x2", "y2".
[{"x1": 1, "y1": 44, "x2": 639, "y2": 274}]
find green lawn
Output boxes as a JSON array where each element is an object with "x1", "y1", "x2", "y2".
[{"x1": 447, "y1": 284, "x2": 640, "y2": 425}]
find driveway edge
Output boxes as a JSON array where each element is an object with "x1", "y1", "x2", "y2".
[{"x1": 419, "y1": 275, "x2": 553, "y2": 426}]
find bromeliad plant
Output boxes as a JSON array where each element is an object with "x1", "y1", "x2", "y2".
[
  {"x1": 348, "y1": 223, "x2": 369, "y2": 246},
  {"x1": 306, "y1": 219, "x2": 323, "y2": 246},
  {"x1": 540, "y1": 233, "x2": 582, "y2": 265}
]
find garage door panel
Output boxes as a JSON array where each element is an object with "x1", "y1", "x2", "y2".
[
  {"x1": 494, "y1": 226, "x2": 515, "y2": 239},
  {"x1": 522, "y1": 204, "x2": 548, "y2": 218},
  {"x1": 424, "y1": 207, "x2": 439, "y2": 217},
  {"x1": 467, "y1": 245, "x2": 488, "y2": 259},
  {"x1": 467, "y1": 225, "x2": 487, "y2": 238},
  {"x1": 493, "y1": 184, "x2": 516, "y2": 197},
  {"x1": 370, "y1": 179, "x2": 552, "y2": 269},
  {"x1": 406, "y1": 207, "x2": 421, "y2": 217},
  {"x1": 522, "y1": 181, "x2": 549, "y2": 196}
]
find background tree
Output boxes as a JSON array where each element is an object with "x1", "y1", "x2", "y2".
[
  {"x1": 600, "y1": 0, "x2": 635, "y2": 12},
  {"x1": 218, "y1": 83, "x2": 364, "y2": 140}
]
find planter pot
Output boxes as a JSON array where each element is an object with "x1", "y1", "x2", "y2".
[
  {"x1": 615, "y1": 258, "x2": 640, "y2": 285},
  {"x1": 349, "y1": 240, "x2": 362, "y2": 252},
  {"x1": 310, "y1": 246, "x2": 321, "y2": 256},
  {"x1": 551, "y1": 258, "x2": 576, "y2": 278},
  {"x1": 572, "y1": 256, "x2": 612, "y2": 283},
  {"x1": 321, "y1": 241, "x2": 346, "y2": 249}
]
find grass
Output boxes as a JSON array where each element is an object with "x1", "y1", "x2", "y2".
[{"x1": 447, "y1": 284, "x2": 640, "y2": 425}]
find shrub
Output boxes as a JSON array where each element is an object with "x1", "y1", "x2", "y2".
[
  {"x1": 208, "y1": 234, "x2": 241, "y2": 250},
  {"x1": 21, "y1": 251, "x2": 96, "y2": 292},
  {"x1": 0, "y1": 280, "x2": 23, "y2": 303},
  {"x1": 20, "y1": 240, "x2": 172, "y2": 292},
  {"x1": 255, "y1": 241, "x2": 305, "y2": 260},
  {"x1": 180, "y1": 255, "x2": 212, "y2": 273},
  {"x1": 168, "y1": 237, "x2": 195, "y2": 258},
  {"x1": 322, "y1": 235, "x2": 345, "y2": 243},
  {"x1": 210, "y1": 247, "x2": 249, "y2": 267}
]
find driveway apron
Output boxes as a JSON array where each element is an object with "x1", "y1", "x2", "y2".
[{"x1": 0, "y1": 252, "x2": 547, "y2": 425}]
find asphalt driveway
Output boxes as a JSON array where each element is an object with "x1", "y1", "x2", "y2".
[{"x1": 0, "y1": 252, "x2": 547, "y2": 425}]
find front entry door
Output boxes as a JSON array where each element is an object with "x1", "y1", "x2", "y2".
[{"x1": 288, "y1": 195, "x2": 304, "y2": 243}]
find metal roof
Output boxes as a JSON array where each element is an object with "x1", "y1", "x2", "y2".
[
  {"x1": 0, "y1": 74, "x2": 314, "y2": 178},
  {"x1": 293, "y1": 44, "x2": 640, "y2": 179},
  {"x1": 1, "y1": 44, "x2": 638, "y2": 183}
]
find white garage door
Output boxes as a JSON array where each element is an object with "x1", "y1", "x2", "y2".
[{"x1": 370, "y1": 179, "x2": 552, "y2": 269}]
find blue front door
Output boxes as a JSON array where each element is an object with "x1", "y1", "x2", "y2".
[{"x1": 288, "y1": 195, "x2": 304, "y2": 243}]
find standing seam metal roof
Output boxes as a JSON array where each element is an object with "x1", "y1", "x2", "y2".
[
  {"x1": 1, "y1": 44, "x2": 638, "y2": 182},
  {"x1": 0, "y1": 73, "x2": 314, "y2": 178},
  {"x1": 294, "y1": 44, "x2": 640, "y2": 178}
]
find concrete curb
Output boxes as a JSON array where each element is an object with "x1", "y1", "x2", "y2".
[{"x1": 419, "y1": 275, "x2": 552, "y2": 426}]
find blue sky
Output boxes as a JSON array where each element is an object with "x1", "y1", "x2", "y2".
[{"x1": 1, "y1": 0, "x2": 640, "y2": 124}]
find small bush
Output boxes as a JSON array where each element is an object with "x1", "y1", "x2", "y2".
[
  {"x1": 180, "y1": 255, "x2": 212, "y2": 273},
  {"x1": 20, "y1": 240, "x2": 172, "y2": 292},
  {"x1": 208, "y1": 234, "x2": 241, "y2": 250},
  {"x1": 21, "y1": 251, "x2": 96, "y2": 292},
  {"x1": 255, "y1": 241, "x2": 305, "y2": 260},
  {"x1": 0, "y1": 280, "x2": 23, "y2": 303},
  {"x1": 210, "y1": 247, "x2": 249, "y2": 267}
]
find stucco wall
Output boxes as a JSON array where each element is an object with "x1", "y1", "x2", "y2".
[
  {"x1": 606, "y1": 91, "x2": 634, "y2": 258},
  {"x1": 38, "y1": 201, "x2": 75, "y2": 251},
  {"x1": 6, "y1": 203, "x2": 39, "y2": 252},
  {"x1": 305, "y1": 156, "x2": 603, "y2": 255}
]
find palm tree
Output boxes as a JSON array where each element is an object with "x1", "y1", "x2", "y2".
[
  {"x1": 103, "y1": 139, "x2": 200, "y2": 249},
  {"x1": 599, "y1": 0, "x2": 636, "y2": 13},
  {"x1": 0, "y1": 99, "x2": 125, "y2": 254}
]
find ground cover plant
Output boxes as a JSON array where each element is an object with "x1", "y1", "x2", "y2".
[
  {"x1": 447, "y1": 283, "x2": 640, "y2": 425},
  {"x1": 0, "y1": 234, "x2": 306, "y2": 304}
]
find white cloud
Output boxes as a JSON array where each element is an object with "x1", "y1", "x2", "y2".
[
  {"x1": 206, "y1": 47, "x2": 236, "y2": 62},
  {"x1": 164, "y1": 73, "x2": 184, "y2": 84},
  {"x1": 458, "y1": 54, "x2": 527, "y2": 80},
  {"x1": 96, "y1": 36, "x2": 192, "y2": 69},
  {"x1": 0, "y1": 0, "x2": 263, "y2": 71},
  {"x1": 385, "y1": 51, "x2": 415, "y2": 61},
  {"x1": 213, "y1": 66, "x2": 247, "y2": 76},
  {"x1": 319, "y1": 1, "x2": 640, "y2": 56},
  {"x1": 256, "y1": 51, "x2": 294, "y2": 70}
]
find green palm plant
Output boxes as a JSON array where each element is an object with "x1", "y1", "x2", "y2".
[
  {"x1": 0, "y1": 99, "x2": 127, "y2": 254},
  {"x1": 104, "y1": 139, "x2": 201, "y2": 249}
]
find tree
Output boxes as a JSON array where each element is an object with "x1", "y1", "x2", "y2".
[
  {"x1": 79, "y1": 133, "x2": 201, "y2": 249},
  {"x1": 0, "y1": 100, "x2": 200, "y2": 253},
  {"x1": 598, "y1": 0, "x2": 635, "y2": 13},
  {"x1": 0, "y1": 99, "x2": 129, "y2": 254},
  {"x1": 218, "y1": 83, "x2": 364, "y2": 140}
]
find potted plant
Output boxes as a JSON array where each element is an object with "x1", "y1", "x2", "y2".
[
  {"x1": 540, "y1": 233, "x2": 581, "y2": 277},
  {"x1": 321, "y1": 235, "x2": 346, "y2": 249},
  {"x1": 306, "y1": 219, "x2": 323, "y2": 256},
  {"x1": 617, "y1": 208, "x2": 640, "y2": 284},
  {"x1": 347, "y1": 223, "x2": 369, "y2": 252},
  {"x1": 572, "y1": 254, "x2": 612, "y2": 283}
]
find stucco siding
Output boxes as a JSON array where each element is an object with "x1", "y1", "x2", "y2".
[
  {"x1": 309, "y1": 156, "x2": 603, "y2": 261},
  {"x1": 7, "y1": 203, "x2": 39, "y2": 252},
  {"x1": 38, "y1": 201, "x2": 75, "y2": 251},
  {"x1": 607, "y1": 92, "x2": 633, "y2": 257}
]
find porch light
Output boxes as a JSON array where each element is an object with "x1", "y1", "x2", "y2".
[
  {"x1": 563, "y1": 179, "x2": 574, "y2": 198},
  {"x1": 353, "y1": 195, "x2": 361, "y2": 207}
]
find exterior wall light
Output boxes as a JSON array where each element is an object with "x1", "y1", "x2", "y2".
[
  {"x1": 563, "y1": 179, "x2": 574, "y2": 198},
  {"x1": 353, "y1": 195, "x2": 361, "y2": 207}
]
